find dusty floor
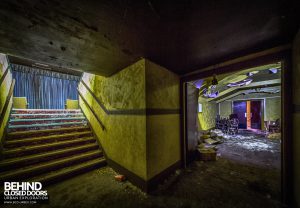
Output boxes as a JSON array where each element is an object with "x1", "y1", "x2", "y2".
[
  {"x1": 7, "y1": 157, "x2": 281, "y2": 208},
  {"x1": 213, "y1": 129, "x2": 281, "y2": 169}
]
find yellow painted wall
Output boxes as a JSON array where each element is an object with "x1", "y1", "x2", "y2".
[
  {"x1": 293, "y1": 29, "x2": 300, "y2": 208},
  {"x1": 79, "y1": 59, "x2": 147, "y2": 180},
  {"x1": 145, "y1": 60, "x2": 180, "y2": 179},
  {"x1": 0, "y1": 54, "x2": 13, "y2": 144},
  {"x1": 93, "y1": 60, "x2": 146, "y2": 110},
  {"x1": 79, "y1": 59, "x2": 181, "y2": 181},
  {"x1": 145, "y1": 60, "x2": 179, "y2": 109},
  {"x1": 198, "y1": 99, "x2": 218, "y2": 130}
]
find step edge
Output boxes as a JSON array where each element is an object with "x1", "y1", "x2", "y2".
[
  {"x1": 0, "y1": 150, "x2": 103, "y2": 179},
  {"x1": 0, "y1": 143, "x2": 100, "y2": 167},
  {"x1": 5, "y1": 131, "x2": 92, "y2": 144},
  {"x1": 3, "y1": 137, "x2": 96, "y2": 155}
]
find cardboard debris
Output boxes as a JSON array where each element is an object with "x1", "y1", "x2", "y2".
[
  {"x1": 215, "y1": 137, "x2": 223, "y2": 143},
  {"x1": 204, "y1": 138, "x2": 219, "y2": 145},
  {"x1": 200, "y1": 134, "x2": 211, "y2": 140},
  {"x1": 197, "y1": 148, "x2": 216, "y2": 161},
  {"x1": 198, "y1": 143, "x2": 205, "y2": 149},
  {"x1": 267, "y1": 133, "x2": 281, "y2": 140}
]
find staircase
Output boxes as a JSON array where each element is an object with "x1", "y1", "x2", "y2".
[{"x1": 0, "y1": 108, "x2": 106, "y2": 186}]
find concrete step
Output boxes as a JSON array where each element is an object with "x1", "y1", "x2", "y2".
[
  {"x1": 8, "y1": 121, "x2": 88, "y2": 132},
  {"x1": 9, "y1": 117, "x2": 86, "y2": 125},
  {"x1": 4, "y1": 131, "x2": 93, "y2": 148},
  {"x1": 0, "y1": 150, "x2": 103, "y2": 183},
  {"x1": 6, "y1": 126, "x2": 90, "y2": 139},
  {"x1": 10, "y1": 113, "x2": 84, "y2": 119},
  {"x1": 2, "y1": 137, "x2": 96, "y2": 158},
  {"x1": 11, "y1": 109, "x2": 81, "y2": 114},
  {"x1": 0, "y1": 143, "x2": 100, "y2": 171},
  {"x1": 31, "y1": 158, "x2": 106, "y2": 186},
  {"x1": 2, "y1": 108, "x2": 106, "y2": 187}
]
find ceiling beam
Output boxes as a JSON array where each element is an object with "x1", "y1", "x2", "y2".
[{"x1": 206, "y1": 79, "x2": 281, "y2": 102}]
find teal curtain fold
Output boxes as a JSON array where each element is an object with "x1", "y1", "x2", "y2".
[{"x1": 12, "y1": 64, "x2": 80, "y2": 109}]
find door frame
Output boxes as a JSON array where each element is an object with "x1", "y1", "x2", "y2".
[
  {"x1": 231, "y1": 99, "x2": 265, "y2": 130},
  {"x1": 179, "y1": 46, "x2": 293, "y2": 206}
]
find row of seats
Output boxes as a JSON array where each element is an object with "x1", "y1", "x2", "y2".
[{"x1": 13, "y1": 97, "x2": 79, "y2": 109}]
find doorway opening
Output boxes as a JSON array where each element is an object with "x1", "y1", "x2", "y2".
[
  {"x1": 233, "y1": 100, "x2": 263, "y2": 130},
  {"x1": 9, "y1": 57, "x2": 82, "y2": 109},
  {"x1": 182, "y1": 59, "x2": 288, "y2": 205}
]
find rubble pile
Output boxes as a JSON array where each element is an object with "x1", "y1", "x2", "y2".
[{"x1": 197, "y1": 130, "x2": 224, "y2": 161}]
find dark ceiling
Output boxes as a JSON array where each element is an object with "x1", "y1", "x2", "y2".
[{"x1": 0, "y1": 0, "x2": 299, "y2": 76}]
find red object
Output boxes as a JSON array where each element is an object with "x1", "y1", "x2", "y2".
[{"x1": 115, "y1": 175, "x2": 126, "y2": 181}]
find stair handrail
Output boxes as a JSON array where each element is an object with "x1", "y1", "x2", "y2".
[{"x1": 77, "y1": 88, "x2": 105, "y2": 131}]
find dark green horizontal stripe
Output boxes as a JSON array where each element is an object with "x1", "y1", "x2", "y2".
[
  {"x1": 109, "y1": 109, "x2": 146, "y2": 115},
  {"x1": 146, "y1": 109, "x2": 180, "y2": 115},
  {"x1": 80, "y1": 80, "x2": 180, "y2": 115}
]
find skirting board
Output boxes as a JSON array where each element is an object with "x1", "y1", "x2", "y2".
[{"x1": 107, "y1": 158, "x2": 181, "y2": 193}]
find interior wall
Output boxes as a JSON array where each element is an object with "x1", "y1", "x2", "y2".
[
  {"x1": 225, "y1": 94, "x2": 281, "y2": 122},
  {"x1": 198, "y1": 99, "x2": 218, "y2": 131},
  {"x1": 79, "y1": 59, "x2": 147, "y2": 180},
  {"x1": 292, "y1": 29, "x2": 300, "y2": 208},
  {"x1": 79, "y1": 58, "x2": 181, "y2": 184},
  {"x1": 265, "y1": 97, "x2": 281, "y2": 121},
  {"x1": 0, "y1": 54, "x2": 13, "y2": 146},
  {"x1": 219, "y1": 101, "x2": 232, "y2": 118},
  {"x1": 145, "y1": 60, "x2": 180, "y2": 179}
]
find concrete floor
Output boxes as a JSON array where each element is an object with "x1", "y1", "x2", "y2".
[
  {"x1": 11, "y1": 156, "x2": 281, "y2": 208},
  {"x1": 214, "y1": 129, "x2": 281, "y2": 169},
  {"x1": 3, "y1": 129, "x2": 281, "y2": 208}
]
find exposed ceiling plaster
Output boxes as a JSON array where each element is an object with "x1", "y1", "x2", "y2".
[
  {"x1": 195, "y1": 63, "x2": 281, "y2": 102},
  {"x1": 0, "y1": 0, "x2": 299, "y2": 76}
]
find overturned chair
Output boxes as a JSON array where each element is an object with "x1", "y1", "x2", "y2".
[{"x1": 215, "y1": 115, "x2": 239, "y2": 135}]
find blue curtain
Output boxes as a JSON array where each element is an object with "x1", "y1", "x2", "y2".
[{"x1": 12, "y1": 64, "x2": 80, "y2": 109}]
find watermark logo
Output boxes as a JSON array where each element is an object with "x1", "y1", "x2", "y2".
[{"x1": 3, "y1": 182, "x2": 49, "y2": 204}]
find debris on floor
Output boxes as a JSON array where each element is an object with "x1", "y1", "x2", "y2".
[
  {"x1": 115, "y1": 174, "x2": 126, "y2": 182},
  {"x1": 41, "y1": 158, "x2": 281, "y2": 208},
  {"x1": 197, "y1": 144, "x2": 217, "y2": 161},
  {"x1": 200, "y1": 134, "x2": 211, "y2": 140},
  {"x1": 204, "y1": 138, "x2": 218, "y2": 145},
  {"x1": 267, "y1": 133, "x2": 281, "y2": 140},
  {"x1": 211, "y1": 129, "x2": 281, "y2": 168},
  {"x1": 204, "y1": 137, "x2": 223, "y2": 145}
]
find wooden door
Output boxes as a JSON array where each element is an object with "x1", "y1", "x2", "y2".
[{"x1": 250, "y1": 100, "x2": 262, "y2": 129}]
